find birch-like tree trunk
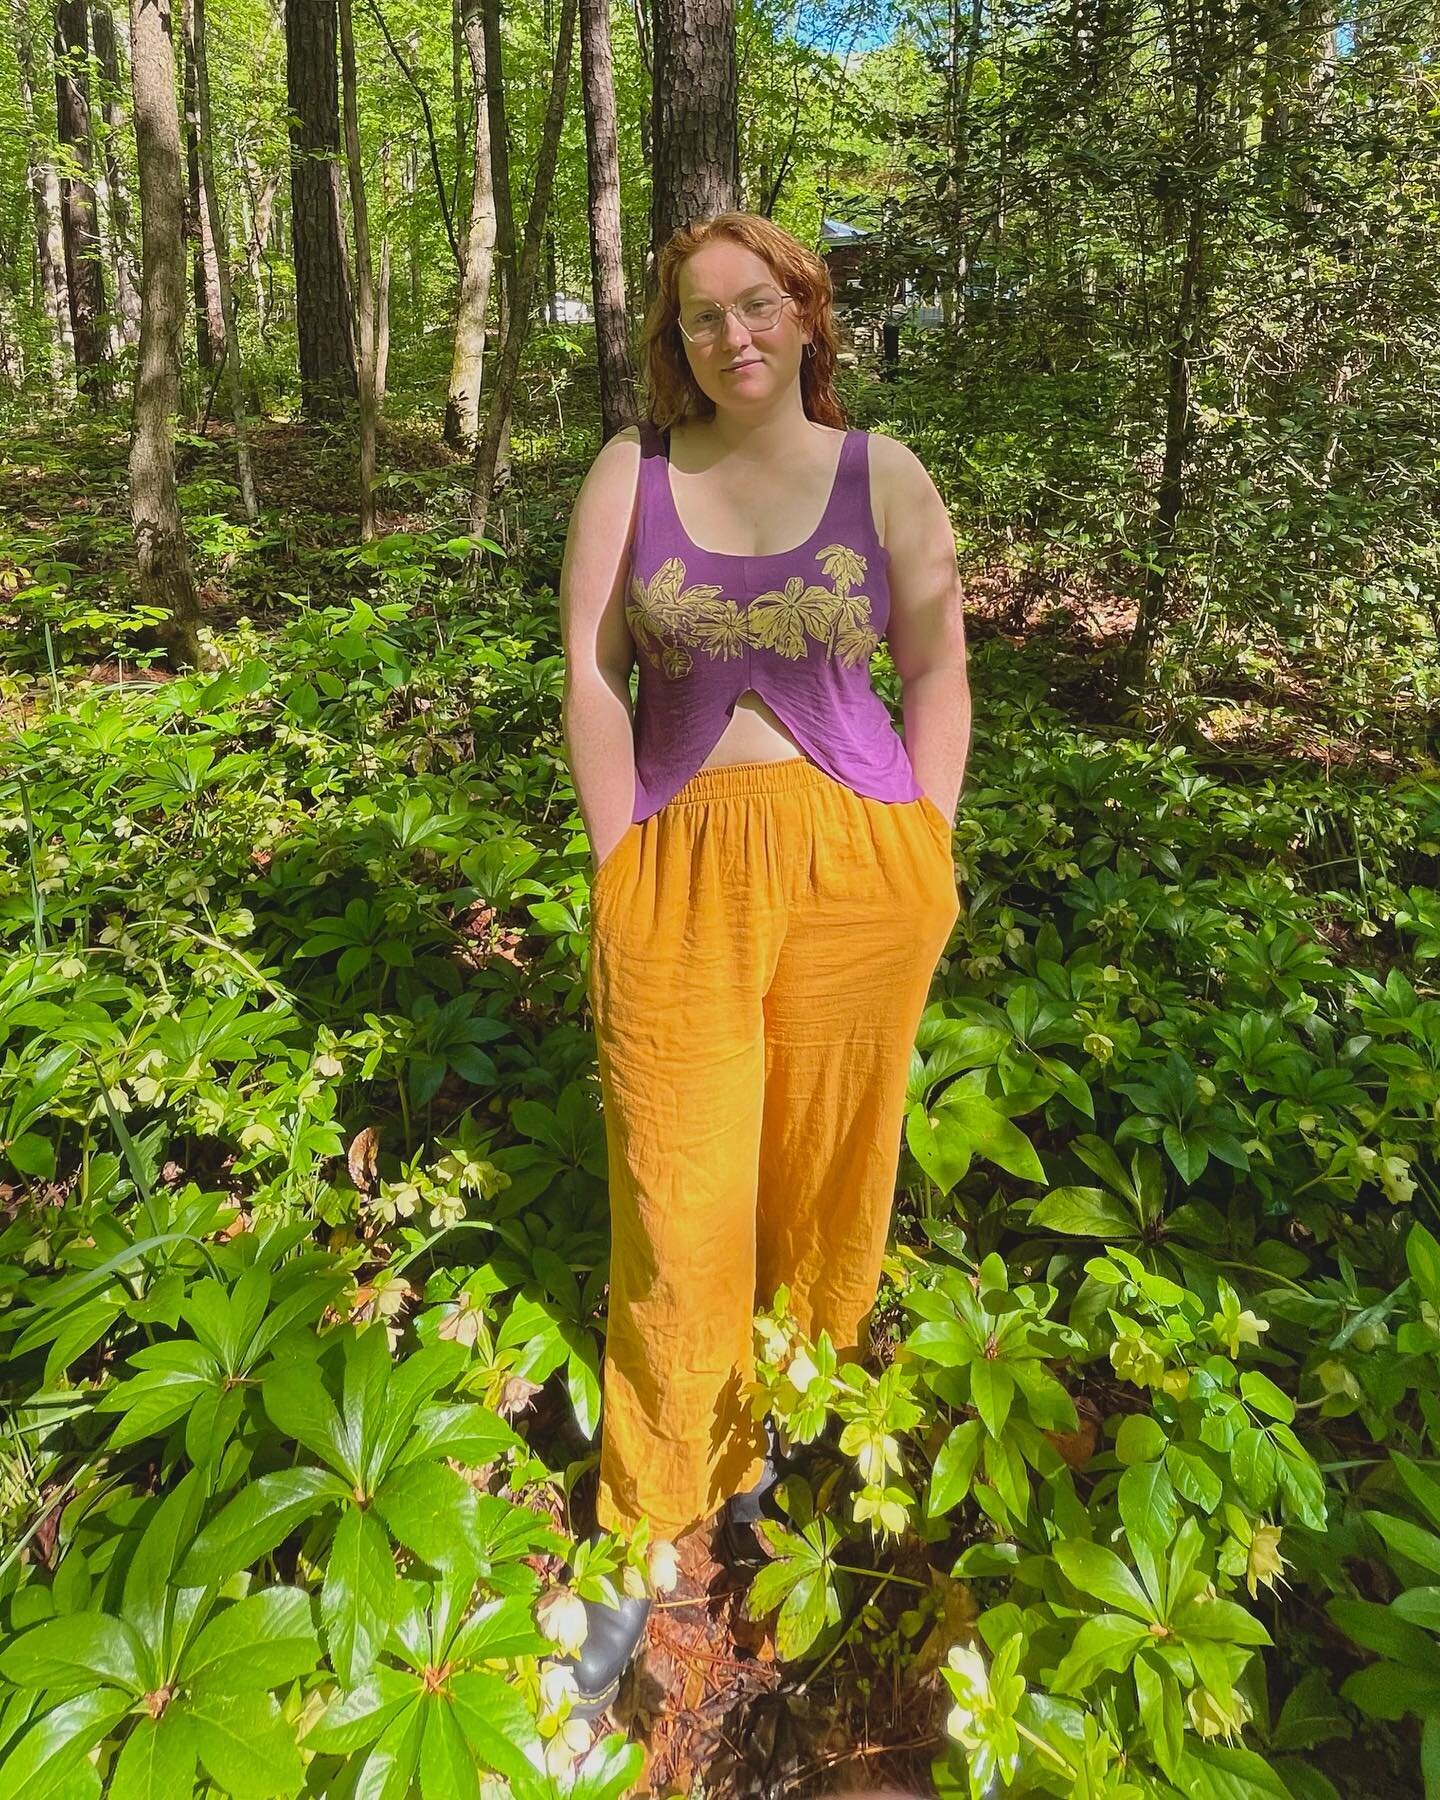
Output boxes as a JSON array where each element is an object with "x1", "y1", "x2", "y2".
[{"x1": 128, "y1": 0, "x2": 201, "y2": 665}]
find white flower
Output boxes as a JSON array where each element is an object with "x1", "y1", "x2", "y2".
[
  {"x1": 535, "y1": 1586, "x2": 589, "y2": 1657},
  {"x1": 647, "y1": 1538, "x2": 680, "y2": 1594},
  {"x1": 1380, "y1": 1154, "x2": 1416, "y2": 1206},
  {"x1": 538, "y1": 1661, "x2": 579, "y2": 1712},
  {"x1": 944, "y1": 1642, "x2": 991, "y2": 1747}
]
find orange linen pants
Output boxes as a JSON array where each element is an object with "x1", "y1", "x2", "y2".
[{"x1": 585, "y1": 756, "x2": 961, "y2": 1543}]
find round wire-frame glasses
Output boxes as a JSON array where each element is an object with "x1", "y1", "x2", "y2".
[{"x1": 676, "y1": 290, "x2": 797, "y2": 347}]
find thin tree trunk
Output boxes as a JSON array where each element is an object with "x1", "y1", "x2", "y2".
[
  {"x1": 375, "y1": 142, "x2": 391, "y2": 406},
  {"x1": 180, "y1": 0, "x2": 224, "y2": 366},
  {"x1": 467, "y1": 0, "x2": 575, "y2": 551},
  {"x1": 337, "y1": 0, "x2": 377, "y2": 536},
  {"x1": 285, "y1": 0, "x2": 357, "y2": 417},
  {"x1": 194, "y1": 0, "x2": 258, "y2": 518},
  {"x1": 478, "y1": 0, "x2": 515, "y2": 482},
  {"x1": 443, "y1": 0, "x2": 496, "y2": 449},
  {"x1": 129, "y1": 0, "x2": 201, "y2": 665},
  {"x1": 54, "y1": 0, "x2": 112, "y2": 401},
  {"x1": 578, "y1": 0, "x2": 637, "y2": 438},
  {"x1": 14, "y1": 0, "x2": 72, "y2": 384},
  {"x1": 91, "y1": 0, "x2": 141, "y2": 346}
]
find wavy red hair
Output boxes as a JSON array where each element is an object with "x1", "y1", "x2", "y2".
[{"x1": 639, "y1": 212, "x2": 846, "y2": 431}]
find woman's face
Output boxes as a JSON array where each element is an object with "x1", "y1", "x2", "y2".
[{"x1": 675, "y1": 239, "x2": 810, "y2": 414}]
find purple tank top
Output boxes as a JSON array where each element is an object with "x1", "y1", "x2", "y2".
[{"x1": 624, "y1": 420, "x2": 928, "y2": 823}]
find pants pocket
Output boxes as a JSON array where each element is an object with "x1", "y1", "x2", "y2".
[{"x1": 591, "y1": 820, "x2": 641, "y2": 910}]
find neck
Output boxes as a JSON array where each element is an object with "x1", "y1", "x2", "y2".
[{"x1": 694, "y1": 391, "x2": 825, "y2": 464}]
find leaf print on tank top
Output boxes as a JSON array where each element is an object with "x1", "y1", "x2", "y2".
[{"x1": 626, "y1": 542, "x2": 882, "y2": 680}]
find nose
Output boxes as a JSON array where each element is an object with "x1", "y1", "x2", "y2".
[{"x1": 720, "y1": 310, "x2": 753, "y2": 355}]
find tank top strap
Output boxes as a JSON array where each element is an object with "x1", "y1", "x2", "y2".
[
  {"x1": 633, "y1": 420, "x2": 669, "y2": 550},
  {"x1": 829, "y1": 427, "x2": 882, "y2": 552}
]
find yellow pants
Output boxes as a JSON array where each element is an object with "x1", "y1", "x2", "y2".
[{"x1": 585, "y1": 756, "x2": 961, "y2": 1542}]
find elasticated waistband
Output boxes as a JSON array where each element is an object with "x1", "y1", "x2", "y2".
[{"x1": 664, "y1": 756, "x2": 833, "y2": 805}]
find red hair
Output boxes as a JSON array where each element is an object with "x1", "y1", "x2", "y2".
[{"x1": 640, "y1": 212, "x2": 846, "y2": 431}]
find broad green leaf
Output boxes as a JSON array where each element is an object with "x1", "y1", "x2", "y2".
[
  {"x1": 0, "y1": 1690, "x2": 131, "y2": 1800},
  {"x1": 343, "y1": 1324, "x2": 394, "y2": 1486},
  {"x1": 447, "y1": 1672, "x2": 544, "y2": 1781},
  {"x1": 419, "y1": 1700, "x2": 479, "y2": 1797},
  {"x1": 1114, "y1": 1415, "x2": 1166, "y2": 1466},
  {"x1": 1393, "y1": 1588, "x2": 1440, "y2": 1632},
  {"x1": 186, "y1": 1690, "x2": 304, "y2": 1800},
  {"x1": 1394, "y1": 1453, "x2": 1440, "y2": 1534},
  {"x1": 448, "y1": 1596, "x2": 551, "y2": 1666},
  {"x1": 1176, "y1": 1742, "x2": 1295, "y2": 1799},
  {"x1": 1422, "y1": 1713, "x2": 1440, "y2": 1800},
  {"x1": 322, "y1": 1506, "x2": 397, "y2": 1689},
  {"x1": 1341, "y1": 1662, "x2": 1440, "y2": 1721},
  {"x1": 1053, "y1": 1541, "x2": 1154, "y2": 1620},
  {"x1": 775, "y1": 1567, "x2": 828, "y2": 1660},
  {"x1": 263, "y1": 1362, "x2": 352, "y2": 1478},
  {"x1": 1171, "y1": 1596, "x2": 1272, "y2": 1647},
  {"x1": 1366, "y1": 1512, "x2": 1440, "y2": 1579},
  {"x1": 351, "y1": 1695, "x2": 425, "y2": 1800},
  {"x1": 969, "y1": 1360, "x2": 1015, "y2": 1438},
  {"x1": 1239, "y1": 1371, "x2": 1295, "y2": 1423},
  {"x1": 1050, "y1": 1614, "x2": 1150, "y2": 1693},
  {"x1": 304, "y1": 1669, "x2": 419, "y2": 1755},
  {"x1": 1329, "y1": 1596, "x2": 1435, "y2": 1665},
  {"x1": 373, "y1": 1462, "x2": 478, "y2": 1570},
  {"x1": 1028, "y1": 1186, "x2": 1139, "y2": 1238},
  {"x1": 178, "y1": 1469, "x2": 348, "y2": 1587},
  {"x1": 928, "y1": 1420, "x2": 983, "y2": 1517},
  {"x1": 1407, "y1": 1223, "x2": 1440, "y2": 1309},
  {"x1": 184, "y1": 1588, "x2": 319, "y2": 1694},
  {"x1": 107, "y1": 1712, "x2": 196, "y2": 1800},
  {"x1": 0, "y1": 1616, "x2": 145, "y2": 1696},
  {"x1": 1134, "y1": 1652, "x2": 1183, "y2": 1780},
  {"x1": 1165, "y1": 1444, "x2": 1223, "y2": 1512},
  {"x1": 1118, "y1": 1462, "x2": 1177, "y2": 1556},
  {"x1": 1271, "y1": 1668, "x2": 1352, "y2": 1753}
]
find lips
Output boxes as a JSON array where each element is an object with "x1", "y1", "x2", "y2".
[{"x1": 724, "y1": 359, "x2": 761, "y2": 372}]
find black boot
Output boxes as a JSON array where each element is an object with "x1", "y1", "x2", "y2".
[
  {"x1": 715, "y1": 1417, "x2": 791, "y2": 1570},
  {"x1": 553, "y1": 1542, "x2": 653, "y2": 1720}
]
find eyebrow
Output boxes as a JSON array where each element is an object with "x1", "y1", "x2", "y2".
[{"x1": 681, "y1": 282, "x2": 777, "y2": 305}]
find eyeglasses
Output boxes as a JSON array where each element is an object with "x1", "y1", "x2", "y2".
[{"x1": 677, "y1": 289, "x2": 796, "y2": 347}]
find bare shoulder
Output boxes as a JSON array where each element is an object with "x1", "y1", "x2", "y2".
[
  {"x1": 864, "y1": 430, "x2": 937, "y2": 544},
  {"x1": 573, "y1": 422, "x2": 644, "y2": 512}
]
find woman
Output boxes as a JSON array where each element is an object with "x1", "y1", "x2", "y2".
[{"x1": 556, "y1": 211, "x2": 971, "y2": 1718}]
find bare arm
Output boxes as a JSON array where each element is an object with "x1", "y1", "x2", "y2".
[
  {"x1": 559, "y1": 424, "x2": 643, "y2": 871},
  {"x1": 873, "y1": 435, "x2": 972, "y2": 824}
]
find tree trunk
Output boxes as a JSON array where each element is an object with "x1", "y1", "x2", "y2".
[
  {"x1": 14, "y1": 0, "x2": 72, "y2": 384},
  {"x1": 443, "y1": 0, "x2": 497, "y2": 450},
  {"x1": 54, "y1": 0, "x2": 112, "y2": 402},
  {"x1": 337, "y1": 0, "x2": 377, "y2": 537},
  {"x1": 375, "y1": 141, "x2": 391, "y2": 407},
  {"x1": 128, "y1": 0, "x2": 201, "y2": 665},
  {"x1": 578, "y1": 0, "x2": 637, "y2": 438},
  {"x1": 478, "y1": 0, "x2": 515, "y2": 483},
  {"x1": 181, "y1": 0, "x2": 224, "y2": 367},
  {"x1": 649, "y1": 0, "x2": 737, "y2": 283},
  {"x1": 467, "y1": 0, "x2": 575, "y2": 550},
  {"x1": 194, "y1": 0, "x2": 258, "y2": 518},
  {"x1": 285, "y1": 0, "x2": 357, "y2": 417},
  {"x1": 90, "y1": 0, "x2": 141, "y2": 347}
]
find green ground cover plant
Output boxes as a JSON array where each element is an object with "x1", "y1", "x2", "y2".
[{"x1": 2, "y1": 422, "x2": 1438, "y2": 1797}]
